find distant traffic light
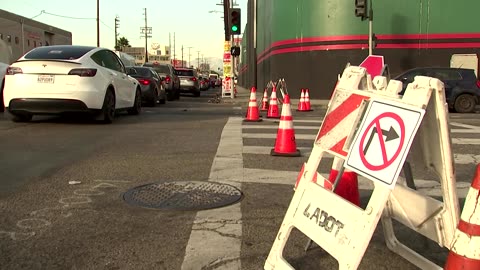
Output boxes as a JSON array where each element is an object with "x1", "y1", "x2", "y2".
[
  {"x1": 230, "y1": 8, "x2": 241, "y2": 35},
  {"x1": 230, "y1": 46, "x2": 240, "y2": 56},
  {"x1": 355, "y1": 0, "x2": 368, "y2": 21}
]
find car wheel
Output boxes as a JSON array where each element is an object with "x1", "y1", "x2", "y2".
[
  {"x1": 98, "y1": 90, "x2": 115, "y2": 123},
  {"x1": 159, "y1": 96, "x2": 166, "y2": 104},
  {"x1": 167, "y1": 91, "x2": 175, "y2": 101},
  {"x1": 175, "y1": 89, "x2": 180, "y2": 100},
  {"x1": 149, "y1": 89, "x2": 158, "y2": 107},
  {"x1": 10, "y1": 113, "x2": 32, "y2": 122},
  {"x1": 128, "y1": 89, "x2": 142, "y2": 115},
  {"x1": 454, "y1": 94, "x2": 476, "y2": 113},
  {"x1": 193, "y1": 91, "x2": 200, "y2": 97}
]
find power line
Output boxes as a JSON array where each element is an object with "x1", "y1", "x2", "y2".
[{"x1": 41, "y1": 11, "x2": 95, "y2": 20}]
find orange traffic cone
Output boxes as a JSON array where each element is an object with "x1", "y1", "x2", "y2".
[
  {"x1": 271, "y1": 94, "x2": 300, "y2": 157},
  {"x1": 267, "y1": 86, "x2": 280, "y2": 118},
  {"x1": 297, "y1": 89, "x2": 307, "y2": 111},
  {"x1": 328, "y1": 168, "x2": 360, "y2": 206},
  {"x1": 304, "y1": 88, "x2": 313, "y2": 111},
  {"x1": 444, "y1": 164, "x2": 480, "y2": 270},
  {"x1": 244, "y1": 86, "x2": 262, "y2": 122},
  {"x1": 260, "y1": 88, "x2": 269, "y2": 111}
]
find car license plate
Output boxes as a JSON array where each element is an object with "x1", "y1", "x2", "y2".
[{"x1": 38, "y1": 75, "x2": 55, "y2": 84}]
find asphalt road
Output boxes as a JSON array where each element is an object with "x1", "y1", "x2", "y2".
[{"x1": 0, "y1": 86, "x2": 479, "y2": 270}]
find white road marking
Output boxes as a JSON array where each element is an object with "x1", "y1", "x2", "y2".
[
  {"x1": 243, "y1": 125, "x2": 320, "y2": 130},
  {"x1": 244, "y1": 133, "x2": 480, "y2": 145},
  {"x1": 182, "y1": 117, "x2": 243, "y2": 270},
  {"x1": 243, "y1": 145, "x2": 480, "y2": 164}
]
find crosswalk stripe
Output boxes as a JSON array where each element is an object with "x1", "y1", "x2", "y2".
[
  {"x1": 243, "y1": 145, "x2": 480, "y2": 165},
  {"x1": 243, "y1": 133, "x2": 480, "y2": 145},
  {"x1": 240, "y1": 168, "x2": 471, "y2": 198},
  {"x1": 243, "y1": 125, "x2": 319, "y2": 130},
  {"x1": 261, "y1": 118, "x2": 322, "y2": 123},
  {"x1": 452, "y1": 138, "x2": 480, "y2": 145},
  {"x1": 243, "y1": 133, "x2": 315, "y2": 140}
]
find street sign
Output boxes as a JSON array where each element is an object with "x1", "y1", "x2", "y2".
[
  {"x1": 359, "y1": 55, "x2": 384, "y2": 77},
  {"x1": 345, "y1": 99, "x2": 425, "y2": 188}
]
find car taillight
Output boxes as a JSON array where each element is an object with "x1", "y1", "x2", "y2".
[
  {"x1": 190, "y1": 77, "x2": 197, "y2": 81},
  {"x1": 165, "y1": 76, "x2": 171, "y2": 83},
  {"x1": 138, "y1": 79, "x2": 151, "y2": 85},
  {"x1": 6, "y1": 66, "x2": 22, "y2": 75},
  {"x1": 68, "y1": 68, "x2": 97, "y2": 77},
  {"x1": 476, "y1": 80, "x2": 480, "y2": 88}
]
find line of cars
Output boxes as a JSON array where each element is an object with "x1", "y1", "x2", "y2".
[{"x1": 0, "y1": 45, "x2": 227, "y2": 124}]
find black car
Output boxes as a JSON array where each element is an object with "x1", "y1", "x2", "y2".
[
  {"x1": 143, "y1": 62, "x2": 180, "y2": 101},
  {"x1": 395, "y1": 67, "x2": 480, "y2": 113},
  {"x1": 126, "y1": 66, "x2": 166, "y2": 106}
]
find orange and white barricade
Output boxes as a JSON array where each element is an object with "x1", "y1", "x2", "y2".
[{"x1": 264, "y1": 55, "x2": 460, "y2": 270}]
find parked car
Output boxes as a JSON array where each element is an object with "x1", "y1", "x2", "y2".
[
  {"x1": 3, "y1": 45, "x2": 142, "y2": 123},
  {"x1": 126, "y1": 66, "x2": 166, "y2": 106},
  {"x1": 176, "y1": 68, "x2": 200, "y2": 97},
  {"x1": 143, "y1": 62, "x2": 180, "y2": 101},
  {"x1": 395, "y1": 67, "x2": 480, "y2": 113}
]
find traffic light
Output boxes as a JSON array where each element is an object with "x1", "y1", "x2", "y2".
[
  {"x1": 355, "y1": 0, "x2": 368, "y2": 21},
  {"x1": 230, "y1": 8, "x2": 241, "y2": 35},
  {"x1": 230, "y1": 46, "x2": 240, "y2": 56}
]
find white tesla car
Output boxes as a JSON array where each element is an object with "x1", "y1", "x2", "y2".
[{"x1": 3, "y1": 45, "x2": 142, "y2": 123}]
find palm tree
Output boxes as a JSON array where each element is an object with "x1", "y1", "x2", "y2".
[{"x1": 116, "y1": 37, "x2": 130, "y2": 51}]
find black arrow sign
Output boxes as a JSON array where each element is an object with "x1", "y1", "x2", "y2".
[{"x1": 363, "y1": 126, "x2": 399, "y2": 155}]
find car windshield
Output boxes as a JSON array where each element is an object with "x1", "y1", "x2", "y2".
[
  {"x1": 23, "y1": 46, "x2": 94, "y2": 60},
  {"x1": 177, "y1": 69, "x2": 194, "y2": 76}
]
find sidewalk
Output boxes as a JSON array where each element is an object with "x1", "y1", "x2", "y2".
[{"x1": 221, "y1": 85, "x2": 329, "y2": 110}]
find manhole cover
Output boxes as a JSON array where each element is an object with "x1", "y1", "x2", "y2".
[{"x1": 123, "y1": 181, "x2": 243, "y2": 211}]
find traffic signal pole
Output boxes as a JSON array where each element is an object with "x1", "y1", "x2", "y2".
[
  {"x1": 230, "y1": 0, "x2": 235, "y2": 98},
  {"x1": 368, "y1": 0, "x2": 373, "y2": 55}
]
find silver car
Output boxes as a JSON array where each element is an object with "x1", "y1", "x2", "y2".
[{"x1": 176, "y1": 68, "x2": 200, "y2": 97}]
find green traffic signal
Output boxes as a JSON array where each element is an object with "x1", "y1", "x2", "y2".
[{"x1": 231, "y1": 25, "x2": 238, "y2": 32}]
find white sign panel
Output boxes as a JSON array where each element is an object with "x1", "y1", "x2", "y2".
[{"x1": 345, "y1": 100, "x2": 425, "y2": 188}]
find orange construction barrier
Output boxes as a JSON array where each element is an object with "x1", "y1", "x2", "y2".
[
  {"x1": 260, "y1": 88, "x2": 269, "y2": 111},
  {"x1": 267, "y1": 85, "x2": 280, "y2": 118},
  {"x1": 297, "y1": 89, "x2": 307, "y2": 111},
  {"x1": 444, "y1": 164, "x2": 480, "y2": 270},
  {"x1": 271, "y1": 94, "x2": 300, "y2": 157},
  {"x1": 304, "y1": 88, "x2": 313, "y2": 111},
  {"x1": 244, "y1": 86, "x2": 262, "y2": 122}
]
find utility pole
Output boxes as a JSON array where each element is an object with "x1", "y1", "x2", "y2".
[
  {"x1": 187, "y1": 46, "x2": 193, "y2": 68},
  {"x1": 169, "y1": 33, "x2": 171, "y2": 61},
  {"x1": 197, "y1": 51, "x2": 200, "y2": 69},
  {"x1": 140, "y1": 8, "x2": 152, "y2": 63},
  {"x1": 181, "y1": 45, "x2": 184, "y2": 67},
  {"x1": 96, "y1": 0, "x2": 100, "y2": 46},
  {"x1": 173, "y1": 32, "x2": 176, "y2": 67},
  {"x1": 114, "y1": 16, "x2": 119, "y2": 50}
]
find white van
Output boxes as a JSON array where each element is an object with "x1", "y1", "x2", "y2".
[{"x1": 209, "y1": 73, "x2": 219, "y2": 88}]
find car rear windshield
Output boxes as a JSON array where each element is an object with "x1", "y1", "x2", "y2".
[
  {"x1": 176, "y1": 69, "x2": 194, "y2": 76},
  {"x1": 144, "y1": 63, "x2": 170, "y2": 73},
  {"x1": 131, "y1": 67, "x2": 152, "y2": 77},
  {"x1": 23, "y1": 46, "x2": 94, "y2": 60}
]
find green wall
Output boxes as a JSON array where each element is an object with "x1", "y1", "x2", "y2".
[{"x1": 256, "y1": 0, "x2": 480, "y2": 54}]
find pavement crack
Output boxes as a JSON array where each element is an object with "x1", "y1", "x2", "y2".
[{"x1": 192, "y1": 219, "x2": 242, "y2": 239}]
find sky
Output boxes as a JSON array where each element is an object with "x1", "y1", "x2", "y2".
[{"x1": 2, "y1": 0, "x2": 247, "y2": 61}]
